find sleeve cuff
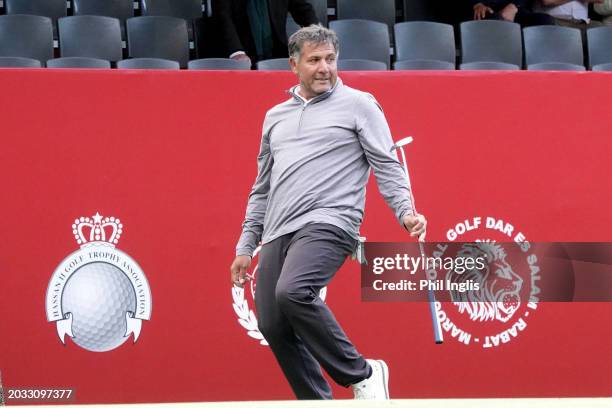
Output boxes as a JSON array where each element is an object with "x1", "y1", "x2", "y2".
[{"x1": 230, "y1": 51, "x2": 246, "y2": 59}]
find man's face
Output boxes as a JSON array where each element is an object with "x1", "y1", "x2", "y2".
[{"x1": 290, "y1": 41, "x2": 338, "y2": 99}]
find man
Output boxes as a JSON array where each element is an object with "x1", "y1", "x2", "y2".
[
  {"x1": 469, "y1": 0, "x2": 555, "y2": 26},
  {"x1": 230, "y1": 25, "x2": 427, "y2": 400},
  {"x1": 535, "y1": 0, "x2": 604, "y2": 28},
  {"x1": 212, "y1": 0, "x2": 319, "y2": 65}
]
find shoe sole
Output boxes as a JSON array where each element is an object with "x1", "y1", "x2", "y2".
[{"x1": 377, "y1": 359, "x2": 389, "y2": 399}]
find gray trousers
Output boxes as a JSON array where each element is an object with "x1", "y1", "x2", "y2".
[{"x1": 255, "y1": 223, "x2": 371, "y2": 399}]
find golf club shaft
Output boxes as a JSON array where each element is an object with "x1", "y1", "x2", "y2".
[{"x1": 398, "y1": 144, "x2": 444, "y2": 344}]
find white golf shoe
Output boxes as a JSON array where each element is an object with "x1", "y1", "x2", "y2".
[{"x1": 351, "y1": 359, "x2": 389, "y2": 400}]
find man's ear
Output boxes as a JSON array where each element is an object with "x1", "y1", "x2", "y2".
[{"x1": 289, "y1": 56, "x2": 298, "y2": 74}]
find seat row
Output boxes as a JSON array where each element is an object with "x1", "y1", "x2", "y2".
[
  {"x1": 330, "y1": 19, "x2": 612, "y2": 71},
  {"x1": 0, "y1": 0, "x2": 206, "y2": 25},
  {"x1": 0, "y1": 0, "x2": 431, "y2": 29},
  {"x1": 3, "y1": 14, "x2": 612, "y2": 71},
  {"x1": 0, "y1": 14, "x2": 198, "y2": 68}
]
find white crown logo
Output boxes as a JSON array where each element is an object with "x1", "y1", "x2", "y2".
[{"x1": 71, "y1": 212, "x2": 123, "y2": 247}]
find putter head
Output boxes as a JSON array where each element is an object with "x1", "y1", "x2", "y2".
[{"x1": 390, "y1": 136, "x2": 414, "y2": 152}]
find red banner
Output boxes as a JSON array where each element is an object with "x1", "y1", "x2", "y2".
[{"x1": 0, "y1": 70, "x2": 611, "y2": 403}]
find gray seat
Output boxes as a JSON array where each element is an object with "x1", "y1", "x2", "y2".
[
  {"x1": 0, "y1": 56, "x2": 42, "y2": 68},
  {"x1": 126, "y1": 16, "x2": 189, "y2": 68},
  {"x1": 338, "y1": 59, "x2": 387, "y2": 70},
  {"x1": 403, "y1": 0, "x2": 436, "y2": 21},
  {"x1": 527, "y1": 62, "x2": 585, "y2": 71},
  {"x1": 5, "y1": 0, "x2": 67, "y2": 38},
  {"x1": 0, "y1": 15, "x2": 54, "y2": 64},
  {"x1": 188, "y1": 58, "x2": 250, "y2": 70},
  {"x1": 256, "y1": 58, "x2": 291, "y2": 71},
  {"x1": 73, "y1": 0, "x2": 134, "y2": 39},
  {"x1": 141, "y1": 0, "x2": 202, "y2": 21},
  {"x1": 47, "y1": 57, "x2": 111, "y2": 68},
  {"x1": 393, "y1": 59, "x2": 454, "y2": 70},
  {"x1": 286, "y1": 15, "x2": 301, "y2": 39},
  {"x1": 117, "y1": 57, "x2": 180, "y2": 69},
  {"x1": 336, "y1": 0, "x2": 395, "y2": 30},
  {"x1": 141, "y1": 0, "x2": 202, "y2": 40},
  {"x1": 58, "y1": 16, "x2": 123, "y2": 62},
  {"x1": 394, "y1": 21, "x2": 455, "y2": 65},
  {"x1": 592, "y1": 62, "x2": 612, "y2": 71},
  {"x1": 329, "y1": 19, "x2": 390, "y2": 68},
  {"x1": 523, "y1": 25, "x2": 583, "y2": 68},
  {"x1": 460, "y1": 61, "x2": 520, "y2": 70},
  {"x1": 461, "y1": 20, "x2": 522, "y2": 67},
  {"x1": 587, "y1": 26, "x2": 612, "y2": 70}
]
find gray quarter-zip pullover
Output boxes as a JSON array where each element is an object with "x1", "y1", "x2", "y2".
[{"x1": 236, "y1": 78, "x2": 414, "y2": 257}]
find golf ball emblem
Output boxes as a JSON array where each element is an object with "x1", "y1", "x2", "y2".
[{"x1": 45, "y1": 212, "x2": 152, "y2": 352}]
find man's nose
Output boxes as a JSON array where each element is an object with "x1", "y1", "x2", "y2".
[{"x1": 317, "y1": 60, "x2": 330, "y2": 72}]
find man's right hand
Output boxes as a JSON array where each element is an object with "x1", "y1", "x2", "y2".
[
  {"x1": 231, "y1": 255, "x2": 253, "y2": 288},
  {"x1": 473, "y1": 2, "x2": 494, "y2": 20}
]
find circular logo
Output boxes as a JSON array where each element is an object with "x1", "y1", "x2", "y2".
[
  {"x1": 437, "y1": 216, "x2": 540, "y2": 349},
  {"x1": 46, "y1": 213, "x2": 152, "y2": 352}
]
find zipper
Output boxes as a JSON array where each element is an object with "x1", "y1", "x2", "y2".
[{"x1": 297, "y1": 103, "x2": 306, "y2": 137}]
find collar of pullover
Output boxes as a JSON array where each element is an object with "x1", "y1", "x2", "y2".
[{"x1": 288, "y1": 77, "x2": 343, "y2": 106}]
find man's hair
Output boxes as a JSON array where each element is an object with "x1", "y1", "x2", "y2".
[{"x1": 288, "y1": 24, "x2": 339, "y2": 60}]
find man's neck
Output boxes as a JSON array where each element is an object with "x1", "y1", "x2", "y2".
[{"x1": 297, "y1": 86, "x2": 314, "y2": 101}]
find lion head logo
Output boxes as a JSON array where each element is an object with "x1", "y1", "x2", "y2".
[{"x1": 445, "y1": 242, "x2": 523, "y2": 323}]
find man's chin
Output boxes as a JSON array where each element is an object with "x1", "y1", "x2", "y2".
[{"x1": 313, "y1": 83, "x2": 332, "y2": 95}]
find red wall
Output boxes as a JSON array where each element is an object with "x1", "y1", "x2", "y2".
[{"x1": 0, "y1": 70, "x2": 611, "y2": 403}]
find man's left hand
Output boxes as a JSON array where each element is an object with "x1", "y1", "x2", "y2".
[{"x1": 403, "y1": 213, "x2": 427, "y2": 242}]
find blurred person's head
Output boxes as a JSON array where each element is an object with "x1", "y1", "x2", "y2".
[{"x1": 288, "y1": 25, "x2": 339, "y2": 99}]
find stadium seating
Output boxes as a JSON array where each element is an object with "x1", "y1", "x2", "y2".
[
  {"x1": 587, "y1": 26, "x2": 612, "y2": 70},
  {"x1": 527, "y1": 62, "x2": 585, "y2": 71},
  {"x1": 460, "y1": 61, "x2": 520, "y2": 70},
  {"x1": 256, "y1": 58, "x2": 291, "y2": 71},
  {"x1": 47, "y1": 57, "x2": 112, "y2": 68},
  {"x1": 0, "y1": 56, "x2": 42, "y2": 68},
  {"x1": 592, "y1": 62, "x2": 612, "y2": 72},
  {"x1": 336, "y1": 0, "x2": 396, "y2": 30},
  {"x1": 0, "y1": 1, "x2": 609, "y2": 71},
  {"x1": 188, "y1": 58, "x2": 250, "y2": 70},
  {"x1": 58, "y1": 16, "x2": 123, "y2": 63},
  {"x1": 393, "y1": 59, "x2": 454, "y2": 70},
  {"x1": 141, "y1": 0, "x2": 202, "y2": 40},
  {"x1": 4, "y1": 0, "x2": 66, "y2": 38},
  {"x1": 394, "y1": 21, "x2": 455, "y2": 68},
  {"x1": 460, "y1": 20, "x2": 523, "y2": 68},
  {"x1": 523, "y1": 25, "x2": 584, "y2": 69},
  {"x1": 126, "y1": 16, "x2": 189, "y2": 68},
  {"x1": 338, "y1": 59, "x2": 387, "y2": 70},
  {"x1": 330, "y1": 19, "x2": 390, "y2": 68},
  {"x1": 117, "y1": 58, "x2": 180, "y2": 69},
  {"x1": 286, "y1": 16, "x2": 301, "y2": 39},
  {"x1": 72, "y1": 0, "x2": 134, "y2": 39},
  {"x1": 0, "y1": 15, "x2": 53, "y2": 64}
]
